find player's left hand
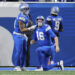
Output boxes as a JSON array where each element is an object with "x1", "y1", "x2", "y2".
[
  {"x1": 56, "y1": 46, "x2": 60, "y2": 53},
  {"x1": 30, "y1": 40, "x2": 36, "y2": 44}
]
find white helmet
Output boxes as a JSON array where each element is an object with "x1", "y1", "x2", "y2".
[
  {"x1": 19, "y1": 3, "x2": 29, "y2": 15},
  {"x1": 51, "y1": 6, "x2": 59, "y2": 15},
  {"x1": 36, "y1": 16, "x2": 45, "y2": 27}
]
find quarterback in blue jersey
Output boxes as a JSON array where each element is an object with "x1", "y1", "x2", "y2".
[
  {"x1": 30, "y1": 16, "x2": 64, "y2": 71},
  {"x1": 12, "y1": 3, "x2": 36, "y2": 71}
]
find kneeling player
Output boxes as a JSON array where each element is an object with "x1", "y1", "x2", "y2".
[{"x1": 30, "y1": 16, "x2": 64, "y2": 71}]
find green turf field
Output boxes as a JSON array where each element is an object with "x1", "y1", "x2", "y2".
[{"x1": 0, "y1": 71, "x2": 75, "y2": 75}]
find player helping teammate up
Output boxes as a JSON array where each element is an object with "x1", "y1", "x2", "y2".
[{"x1": 12, "y1": 3, "x2": 36, "y2": 71}]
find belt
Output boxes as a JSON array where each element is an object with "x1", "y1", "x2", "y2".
[{"x1": 13, "y1": 32, "x2": 28, "y2": 41}]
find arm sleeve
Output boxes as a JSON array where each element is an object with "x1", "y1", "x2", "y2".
[
  {"x1": 46, "y1": 26, "x2": 56, "y2": 38},
  {"x1": 48, "y1": 29, "x2": 56, "y2": 38},
  {"x1": 18, "y1": 17, "x2": 26, "y2": 23},
  {"x1": 32, "y1": 30, "x2": 37, "y2": 41}
]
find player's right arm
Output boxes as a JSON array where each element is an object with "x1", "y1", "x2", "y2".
[
  {"x1": 17, "y1": 15, "x2": 36, "y2": 33},
  {"x1": 18, "y1": 21, "x2": 36, "y2": 33},
  {"x1": 18, "y1": 21, "x2": 29, "y2": 33}
]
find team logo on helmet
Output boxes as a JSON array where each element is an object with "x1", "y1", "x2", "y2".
[
  {"x1": 36, "y1": 16, "x2": 45, "y2": 27},
  {"x1": 51, "y1": 6, "x2": 59, "y2": 15},
  {"x1": 19, "y1": 3, "x2": 29, "y2": 15}
]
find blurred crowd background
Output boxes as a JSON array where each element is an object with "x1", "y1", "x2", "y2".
[{"x1": 0, "y1": 0, "x2": 75, "y2": 2}]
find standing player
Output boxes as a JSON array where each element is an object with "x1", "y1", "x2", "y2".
[
  {"x1": 12, "y1": 3, "x2": 36, "y2": 71},
  {"x1": 47, "y1": 6, "x2": 63, "y2": 37},
  {"x1": 46, "y1": 6, "x2": 63, "y2": 64},
  {"x1": 30, "y1": 16, "x2": 64, "y2": 71}
]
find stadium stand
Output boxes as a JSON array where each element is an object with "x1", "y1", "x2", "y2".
[{"x1": 0, "y1": 0, "x2": 74, "y2": 2}]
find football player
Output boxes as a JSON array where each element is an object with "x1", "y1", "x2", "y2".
[
  {"x1": 46, "y1": 6, "x2": 63, "y2": 64},
  {"x1": 47, "y1": 6, "x2": 63, "y2": 37},
  {"x1": 12, "y1": 3, "x2": 36, "y2": 71},
  {"x1": 30, "y1": 16, "x2": 64, "y2": 71}
]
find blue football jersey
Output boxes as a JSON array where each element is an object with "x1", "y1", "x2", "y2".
[
  {"x1": 14, "y1": 13, "x2": 29, "y2": 33},
  {"x1": 47, "y1": 15, "x2": 63, "y2": 33},
  {"x1": 32, "y1": 24, "x2": 56, "y2": 46}
]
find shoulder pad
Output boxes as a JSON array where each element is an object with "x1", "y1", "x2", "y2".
[
  {"x1": 46, "y1": 16, "x2": 52, "y2": 21},
  {"x1": 19, "y1": 17, "x2": 26, "y2": 22},
  {"x1": 45, "y1": 26, "x2": 51, "y2": 32}
]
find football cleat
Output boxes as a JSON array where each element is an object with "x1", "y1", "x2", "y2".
[
  {"x1": 60, "y1": 60, "x2": 64, "y2": 70},
  {"x1": 21, "y1": 67, "x2": 27, "y2": 71},
  {"x1": 14, "y1": 66, "x2": 21, "y2": 71},
  {"x1": 35, "y1": 67, "x2": 43, "y2": 71}
]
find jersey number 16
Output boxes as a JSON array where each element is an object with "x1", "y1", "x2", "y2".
[{"x1": 36, "y1": 31, "x2": 45, "y2": 40}]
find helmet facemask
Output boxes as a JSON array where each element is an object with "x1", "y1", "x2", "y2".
[
  {"x1": 22, "y1": 8, "x2": 29, "y2": 15},
  {"x1": 37, "y1": 20, "x2": 43, "y2": 27},
  {"x1": 19, "y1": 3, "x2": 30, "y2": 15},
  {"x1": 36, "y1": 16, "x2": 45, "y2": 27}
]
